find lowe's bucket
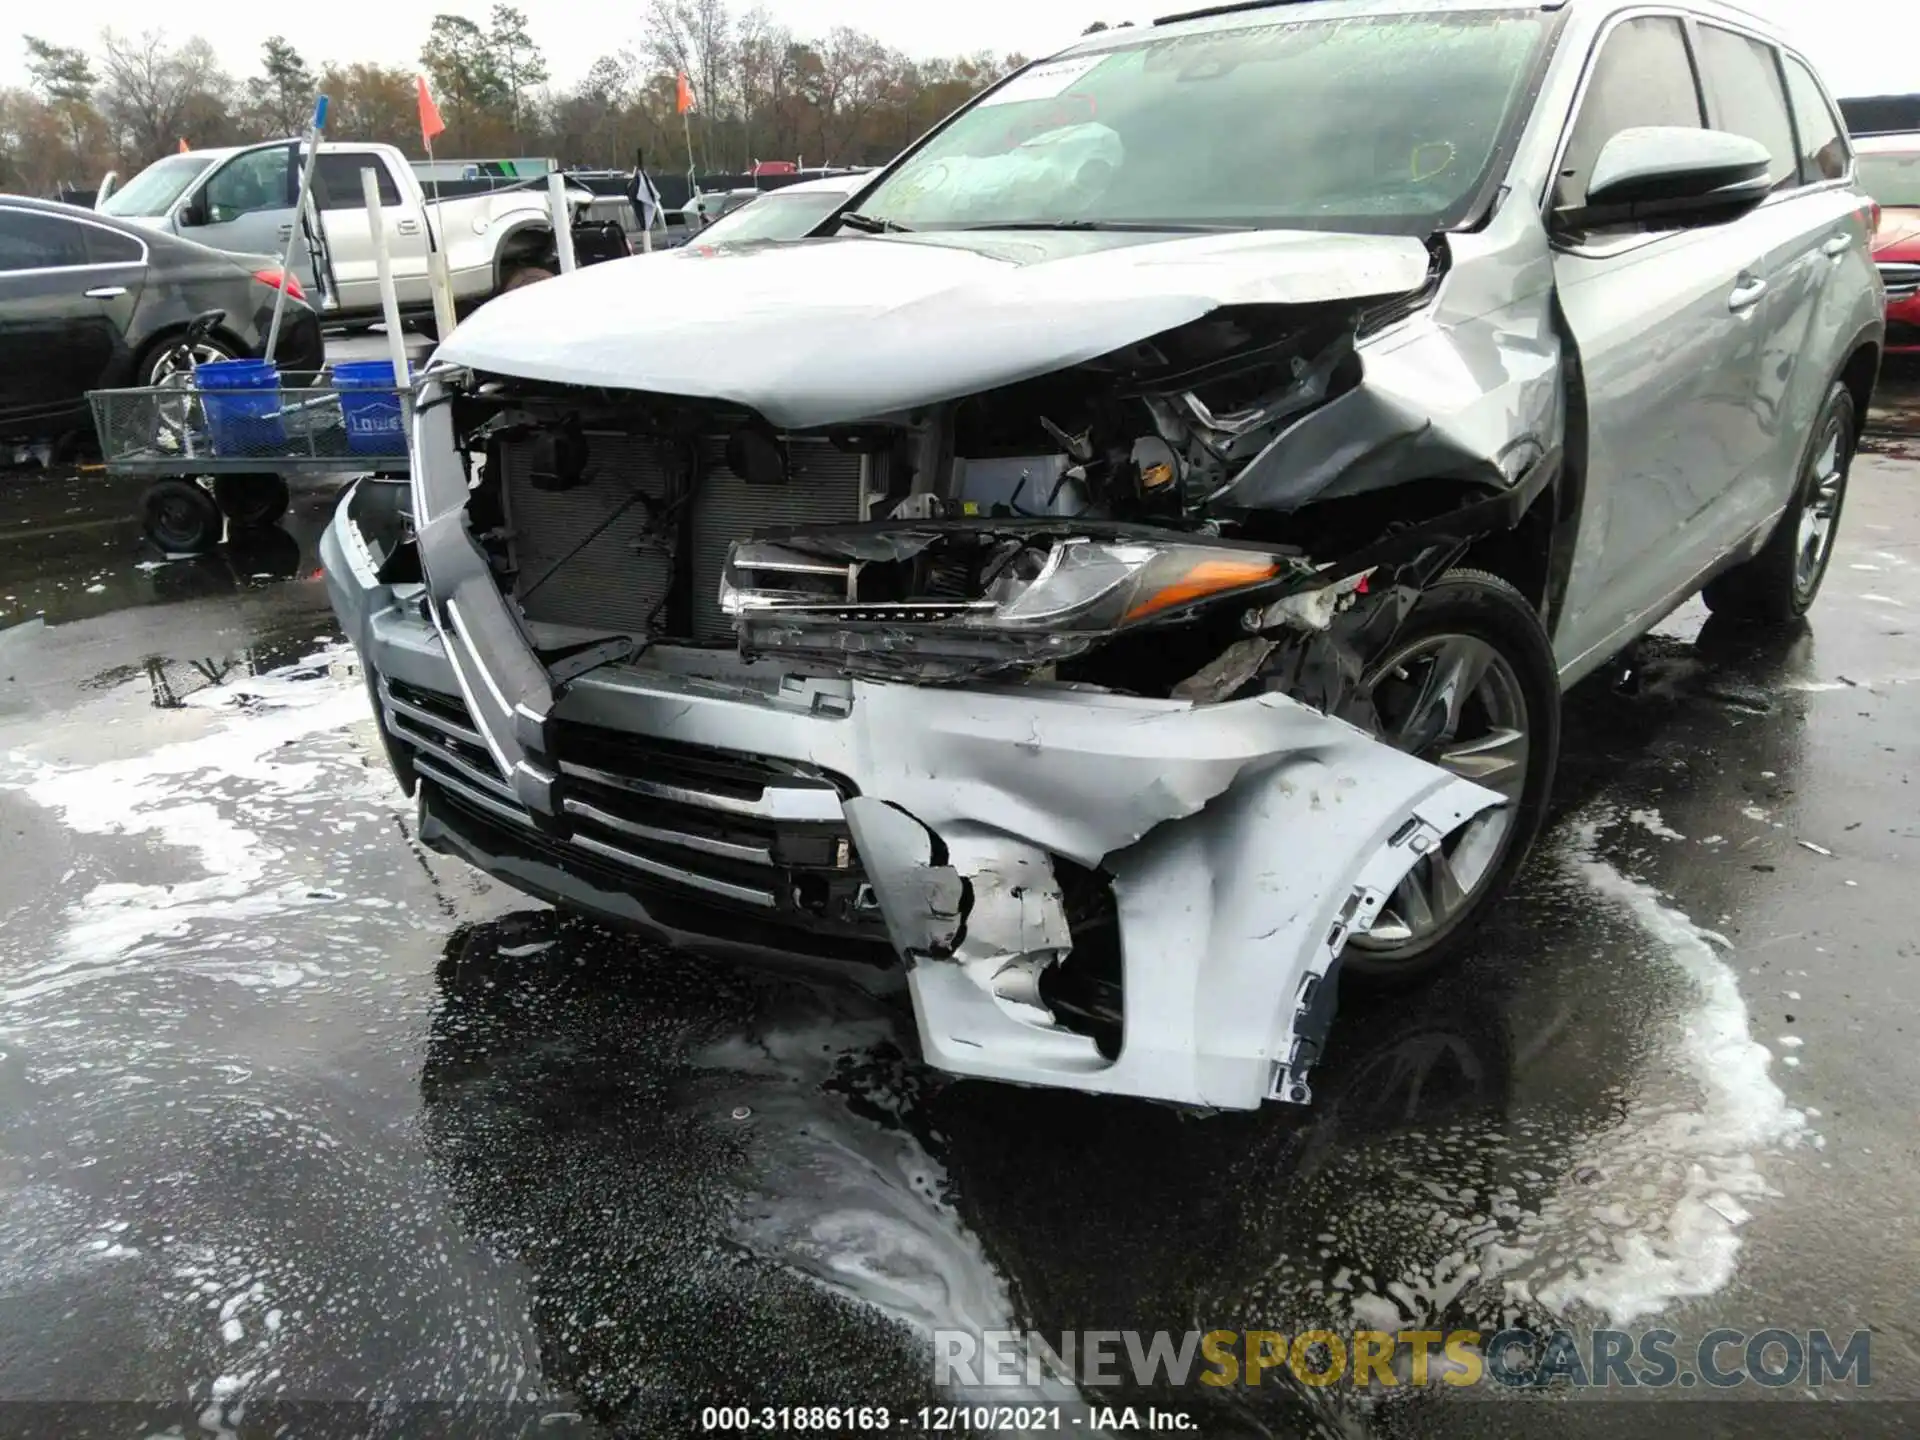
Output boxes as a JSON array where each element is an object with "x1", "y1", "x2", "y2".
[
  {"x1": 333, "y1": 359, "x2": 412, "y2": 455},
  {"x1": 195, "y1": 359, "x2": 284, "y2": 456}
]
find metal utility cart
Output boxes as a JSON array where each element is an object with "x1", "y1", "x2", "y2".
[{"x1": 88, "y1": 371, "x2": 409, "y2": 556}]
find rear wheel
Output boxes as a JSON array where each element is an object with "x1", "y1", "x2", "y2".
[
  {"x1": 139, "y1": 330, "x2": 243, "y2": 455},
  {"x1": 140, "y1": 330, "x2": 240, "y2": 387},
  {"x1": 1344, "y1": 569, "x2": 1561, "y2": 985},
  {"x1": 213, "y1": 472, "x2": 290, "y2": 528},
  {"x1": 142, "y1": 479, "x2": 224, "y2": 555},
  {"x1": 1704, "y1": 382, "x2": 1855, "y2": 624}
]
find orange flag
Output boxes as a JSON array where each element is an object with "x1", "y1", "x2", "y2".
[
  {"x1": 416, "y1": 75, "x2": 446, "y2": 144},
  {"x1": 177, "y1": 138, "x2": 190, "y2": 153},
  {"x1": 676, "y1": 73, "x2": 696, "y2": 115}
]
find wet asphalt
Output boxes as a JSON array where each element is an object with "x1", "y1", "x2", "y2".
[{"x1": 2, "y1": 363, "x2": 1919, "y2": 1440}]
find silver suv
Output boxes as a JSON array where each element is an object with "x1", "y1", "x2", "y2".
[{"x1": 324, "y1": 0, "x2": 1884, "y2": 1110}]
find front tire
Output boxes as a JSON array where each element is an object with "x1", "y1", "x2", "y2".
[
  {"x1": 1704, "y1": 381, "x2": 1855, "y2": 624},
  {"x1": 1343, "y1": 568, "x2": 1561, "y2": 985},
  {"x1": 142, "y1": 479, "x2": 224, "y2": 555}
]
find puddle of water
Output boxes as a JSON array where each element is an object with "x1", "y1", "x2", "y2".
[{"x1": 695, "y1": 993, "x2": 1097, "y2": 1430}]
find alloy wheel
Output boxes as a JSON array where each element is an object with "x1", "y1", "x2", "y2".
[
  {"x1": 1349, "y1": 633, "x2": 1531, "y2": 960},
  {"x1": 1793, "y1": 415, "x2": 1849, "y2": 605},
  {"x1": 148, "y1": 339, "x2": 235, "y2": 454}
]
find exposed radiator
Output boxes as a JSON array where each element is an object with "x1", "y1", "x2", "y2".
[
  {"x1": 500, "y1": 432, "x2": 868, "y2": 643},
  {"x1": 688, "y1": 438, "x2": 868, "y2": 642}
]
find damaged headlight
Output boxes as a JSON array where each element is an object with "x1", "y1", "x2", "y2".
[
  {"x1": 986, "y1": 539, "x2": 1283, "y2": 630},
  {"x1": 723, "y1": 536, "x2": 1292, "y2": 634}
]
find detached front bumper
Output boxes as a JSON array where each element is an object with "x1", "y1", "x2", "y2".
[{"x1": 322, "y1": 409, "x2": 1500, "y2": 1111}]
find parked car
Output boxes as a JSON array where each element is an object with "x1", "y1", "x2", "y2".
[
  {"x1": 324, "y1": 0, "x2": 1884, "y2": 1111},
  {"x1": 1857, "y1": 134, "x2": 1920, "y2": 353},
  {"x1": 98, "y1": 142, "x2": 613, "y2": 328},
  {"x1": 685, "y1": 170, "x2": 875, "y2": 231},
  {"x1": 689, "y1": 174, "x2": 870, "y2": 245},
  {"x1": 0, "y1": 196, "x2": 323, "y2": 442}
]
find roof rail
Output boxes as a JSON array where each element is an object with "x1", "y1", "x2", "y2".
[{"x1": 1154, "y1": 0, "x2": 1310, "y2": 24}]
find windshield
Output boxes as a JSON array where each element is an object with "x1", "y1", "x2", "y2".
[
  {"x1": 856, "y1": 10, "x2": 1552, "y2": 235},
  {"x1": 1859, "y1": 153, "x2": 1920, "y2": 208},
  {"x1": 100, "y1": 154, "x2": 216, "y2": 217},
  {"x1": 697, "y1": 189, "x2": 855, "y2": 244}
]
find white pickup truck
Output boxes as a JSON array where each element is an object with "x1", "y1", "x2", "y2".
[{"x1": 99, "y1": 140, "x2": 620, "y2": 327}]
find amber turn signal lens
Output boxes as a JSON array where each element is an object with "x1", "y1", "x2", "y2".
[{"x1": 1123, "y1": 557, "x2": 1280, "y2": 623}]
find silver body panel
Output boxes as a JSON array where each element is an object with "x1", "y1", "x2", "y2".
[{"x1": 324, "y1": 0, "x2": 1885, "y2": 1109}]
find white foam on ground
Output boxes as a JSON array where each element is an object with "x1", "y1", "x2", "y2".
[
  {"x1": 0, "y1": 650, "x2": 379, "y2": 1004},
  {"x1": 1507, "y1": 819, "x2": 1805, "y2": 1321},
  {"x1": 1258, "y1": 809, "x2": 1805, "y2": 1341},
  {"x1": 1625, "y1": 808, "x2": 1686, "y2": 842}
]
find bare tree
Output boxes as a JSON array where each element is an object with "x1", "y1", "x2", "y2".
[
  {"x1": 644, "y1": 0, "x2": 733, "y2": 171},
  {"x1": 806, "y1": 27, "x2": 898, "y2": 166},
  {"x1": 14, "y1": 17, "x2": 1020, "y2": 186},
  {"x1": 96, "y1": 30, "x2": 230, "y2": 164}
]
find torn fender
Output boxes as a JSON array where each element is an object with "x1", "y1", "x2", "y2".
[{"x1": 1212, "y1": 224, "x2": 1565, "y2": 514}]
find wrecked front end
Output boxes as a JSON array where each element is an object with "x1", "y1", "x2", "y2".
[{"x1": 323, "y1": 244, "x2": 1560, "y2": 1110}]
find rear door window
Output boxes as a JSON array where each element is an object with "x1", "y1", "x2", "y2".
[
  {"x1": 1694, "y1": 26, "x2": 1798, "y2": 191},
  {"x1": 83, "y1": 225, "x2": 145, "y2": 266},
  {"x1": 1781, "y1": 54, "x2": 1851, "y2": 184},
  {"x1": 0, "y1": 209, "x2": 89, "y2": 271},
  {"x1": 1556, "y1": 17, "x2": 1704, "y2": 210}
]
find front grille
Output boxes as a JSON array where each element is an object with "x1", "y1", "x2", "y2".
[
  {"x1": 1878, "y1": 262, "x2": 1920, "y2": 298},
  {"x1": 499, "y1": 431, "x2": 868, "y2": 644},
  {"x1": 380, "y1": 675, "x2": 889, "y2": 946}
]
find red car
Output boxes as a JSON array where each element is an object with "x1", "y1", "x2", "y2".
[{"x1": 1860, "y1": 134, "x2": 1920, "y2": 354}]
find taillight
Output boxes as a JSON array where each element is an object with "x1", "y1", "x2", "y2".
[{"x1": 252, "y1": 267, "x2": 306, "y2": 302}]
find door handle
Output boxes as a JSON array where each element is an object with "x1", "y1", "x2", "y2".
[
  {"x1": 84, "y1": 285, "x2": 127, "y2": 299},
  {"x1": 396, "y1": 218, "x2": 421, "y2": 236},
  {"x1": 1822, "y1": 234, "x2": 1852, "y2": 259},
  {"x1": 1728, "y1": 276, "x2": 1769, "y2": 313}
]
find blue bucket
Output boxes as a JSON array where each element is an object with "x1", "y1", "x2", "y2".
[
  {"x1": 195, "y1": 359, "x2": 284, "y2": 456},
  {"x1": 333, "y1": 359, "x2": 412, "y2": 455}
]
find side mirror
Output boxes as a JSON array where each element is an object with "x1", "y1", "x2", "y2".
[
  {"x1": 1560, "y1": 126, "x2": 1774, "y2": 231},
  {"x1": 177, "y1": 189, "x2": 210, "y2": 227}
]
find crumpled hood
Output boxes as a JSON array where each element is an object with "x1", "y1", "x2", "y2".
[{"x1": 434, "y1": 228, "x2": 1433, "y2": 429}]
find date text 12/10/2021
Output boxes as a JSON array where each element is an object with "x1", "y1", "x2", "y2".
[{"x1": 700, "y1": 1406, "x2": 1196, "y2": 1431}]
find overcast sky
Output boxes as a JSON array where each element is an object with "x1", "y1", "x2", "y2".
[{"x1": 3, "y1": 0, "x2": 1913, "y2": 100}]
